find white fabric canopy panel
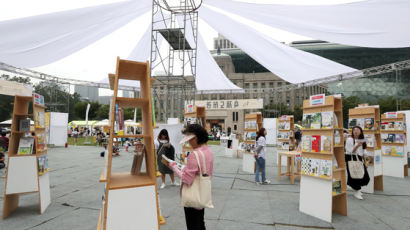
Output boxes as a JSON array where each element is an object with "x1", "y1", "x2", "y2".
[
  {"x1": 205, "y1": 0, "x2": 410, "y2": 48},
  {"x1": 199, "y1": 5, "x2": 358, "y2": 84},
  {"x1": 0, "y1": 0, "x2": 151, "y2": 67},
  {"x1": 176, "y1": 15, "x2": 243, "y2": 93}
]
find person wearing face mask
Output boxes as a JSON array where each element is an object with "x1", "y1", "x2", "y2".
[{"x1": 157, "y1": 129, "x2": 178, "y2": 189}]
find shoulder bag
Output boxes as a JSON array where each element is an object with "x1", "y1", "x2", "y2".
[
  {"x1": 181, "y1": 150, "x2": 214, "y2": 209},
  {"x1": 347, "y1": 150, "x2": 365, "y2": 179}
]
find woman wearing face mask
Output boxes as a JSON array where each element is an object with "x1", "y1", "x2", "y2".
[{"x1": 157, "y1": 129, "x2": 178, "y2": 189}]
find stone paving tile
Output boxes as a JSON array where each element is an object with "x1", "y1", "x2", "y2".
[{"x1": 0, "y1": 145, "x2": 409, "y2": 229}]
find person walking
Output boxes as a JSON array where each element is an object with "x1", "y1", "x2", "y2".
[
  {"x1": 72, "y1": 128, "x2": 79, "y2": 145},
  {"x1": 254, "y1": 128, "x2": 270, "y2": 185},
  {"x1": 157, "y1": 129, "x2": 178, "y2": 189},
  {"x1": 345, "y1": 126, "x2": 370, "y2": 200},
  {"x1": 168, "y1": 124, "x2": 214, "y2": 230}
]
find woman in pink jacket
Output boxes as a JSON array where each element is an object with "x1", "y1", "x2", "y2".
[{"x1": 168, "y1": 124, "x2": 214, "y2": 230}]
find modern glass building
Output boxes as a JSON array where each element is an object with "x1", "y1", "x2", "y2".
[{"x1": 214, "y1": 40, "x2": 410, "y2": 103}]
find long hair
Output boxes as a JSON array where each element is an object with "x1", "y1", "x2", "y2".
[
  {"x1": 351, "y1": 126, "x2": 367, "y2": 149},
  {"x1": 256, "y1": 128, "x2": 266, "y2": 141},
  {"x1": 158, "y1": 129, "x2": 170, "y2": 142}
]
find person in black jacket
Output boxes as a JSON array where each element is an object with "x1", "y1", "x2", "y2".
[{"x1": 157, "y1": 129, "x2": 179, "y2": 189}]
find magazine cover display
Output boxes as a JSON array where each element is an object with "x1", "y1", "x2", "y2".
[
  {"x1": 36, "y1": 133, "x2": 47, "y2": 152},
  {"x1": 17, "y1": 137, "x2": 35, "y2": 155},
  {"x1": 364, "y1": 134, "x2": 375, "y2": 148},
  {"x1": 382, "y1": 145, "x2": 404, "y2": 157},
  {"x1": 301, "y1": 157, "x2": 332, "y2": 179},
  {"x1": 321, "y1": 111, "x2": 333, "y2": 129},
  {"x1": 35, "y1": 111, "x2": 45, "y2": 128},
  {"x1": 38, "y1": 154, "x2": 50, "y2": 175}
]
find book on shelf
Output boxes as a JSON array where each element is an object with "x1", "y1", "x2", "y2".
[
  {"x1": 320, "y1": 136, "x2": 332, "y2": 152},
  {"x1": 364, "y1": 134, "x2": 375, "y2": 148},
  {"x1": 364, "y1": 118, "x2": 375, "y2": 130},
  {"x1": 301, "y1": 135, "x2": 311, "y2": 152},
  {"x1": 310, "y1": 113, "x2": 321, "y2": 129},
  {"x1": 382, "y1": 145, "x2": 404, "y2": 156},
  {"x1": 387, "y1": 134, "x2": 395, "y2": 143},
  {"x1": 356, "y1": 118, "x2": 365, "y2": 129},
  {"x1": 348, "y1": 118, "x2": 357, "y2": 129},
  {"x1": 395, "y1": 134, "x2": 405, "y2": 143},
  {"x1": 38, "y1": 154, "x2": 49, "y2": 175},
  {"x1": 17, "y1": 137, "x2": 34, "y2": 155},
  {"x1": 334, "y1": 130, "x2": 341, "y2": 146},
  {"x1": 36, "y1": 133, "x2": 46, "y2": 152},
  {"x1": 394, "y1": 121, "x2": 405, "y2": 130},
  {"x1": 302, "y1": 113, "x2": 313, "y2": 129},
  {"x1": 364, "y1": 151, "x2": 374, "y2": 165},
  {"x1": 19, "y1": 119, "x2": 30, "y2": 132},
  {"x1": 311, "y1": 135, "x2": 321, "y2": 152},
  {"x1": 321, "y1": 111, "x2": 333, "y2": 129},
  {"x1": 301, "y1": 157, "x2": 332, "y2": 178},
  {"x1": 381, "y1": 133, "x2": 388, "y2": 143},
  {"x1": 281, "y1": 142, "x2": 290, "y2": 150},
  {"x1": 35, "y1": 111, "x2": 45, "y2": 128},
  {"x1": 332, "y1": 179, "x2": 342, "y2": 195}
]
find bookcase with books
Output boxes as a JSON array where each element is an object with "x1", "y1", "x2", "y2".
[
  {"x1": 348, "y1": 104, "x2": 383, "y2": 193},
  {"x1": 2, "y1": 94, "x2": 51, "y2": 219},
  {"x1": 97, "y1": 58, "x2": 162, "y2": 230},
  {"x1": 242, "y1": 113, "x2": 262, "y2": 173},
  {"x1": 380, "y1": 112, "x2": 408, "y2": 178},
  {"x1": 276, "y1": 115, "x2": 295, "y2": 151},
  {"x1": 299, "y1": 95, "x2": 347, "y2": 223},
  {"x1": 181, "y1": 106, "x2": 206, "y2": 165}
]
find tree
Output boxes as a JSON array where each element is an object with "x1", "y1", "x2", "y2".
[
  {"x1": 293, "y1": 105, "x2": 303, "y2": 123},
  {"x1": 378, "y1": 96, "x2": 397, "y2": 114},
  {"x1": 342, "y1": 96, "x2": 362, "y2": 128},
  {"x1": 96, "y1": 104, "x2": 110, "y2": 120}
]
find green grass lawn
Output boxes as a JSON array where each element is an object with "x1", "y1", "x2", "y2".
[
  {"x1": 67, "y1": 137, "x2": 98, "y2": 146},
  {"x1": 207, "y1": 140, "x2": 220, "y2": 145}
]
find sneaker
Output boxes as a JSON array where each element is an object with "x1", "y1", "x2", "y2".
[
  {"x1": 255, "y1": 181, "x2": 261, "y2": 185},
  {"x1": 353, "y1": 191, "x2": 363, "y2": 200},
  {"x1": 262, "y1": 180, "x2": 271, "y2": 185},
  {"x1": 172, "y1": 181, "x2": 180, "y2": 186},
  {"x1": 160, "y1": 183, "x2": 166, "y2": 189},
  {"x1": 358, "y1": 190, "x2": 363, "y2": 196}
]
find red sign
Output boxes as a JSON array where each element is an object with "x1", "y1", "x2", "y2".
[{"x1": 310, "y1": 94, "x2": 325, "y2": 106}]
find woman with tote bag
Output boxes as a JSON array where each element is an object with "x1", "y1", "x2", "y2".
[
  {"x1": 345, "y1": 126, "x2": 370, "y2": 200},
  {"x1": 167, "y1": 124, "x2": 214, "y2": 230}
]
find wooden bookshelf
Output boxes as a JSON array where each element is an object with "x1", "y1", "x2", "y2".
[
  {"x1": 276, "y1": 115, "x2": 295, "y2": 152},
  {"x1": 349, "y1": 105, "x2": 383, "y2": 193},
  {"x1": 380, "y1": 112, "x2": 408, "y2": 178},
  {"x1": 2, "y1": 94, "x2": 51, "y2": 219},
  {"x1": 241, "y1": 113, "x2": 262, "y2": 173},
  {"x1": 181, "y1": 106, "x2": 206, "y2": 164},
  {"x1": 98, "y1": 58, "x2": 162, "y2": 230},
  {"x1": 299, "y1": 95, "x2": 347, "y2": 223}
]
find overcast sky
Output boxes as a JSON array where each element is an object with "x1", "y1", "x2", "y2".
[{"x1": 1, "y1": 0, "x2": 360, "y2": 86}]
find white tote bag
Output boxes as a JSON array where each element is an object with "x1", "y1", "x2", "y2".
[
  {"x1": 348, "y1": 152, "x2": 365, "y2": 179},
  {"x1": 181, "y1": 150, "x2": 214, "y2": 209}
]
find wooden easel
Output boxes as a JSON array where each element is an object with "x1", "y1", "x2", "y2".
[
  {"x1": 97, "y1": 58, "x2": 163, "y2": 230},
  {"x1": 2, "y1": 95, "x2": 51, "y2": 219}
]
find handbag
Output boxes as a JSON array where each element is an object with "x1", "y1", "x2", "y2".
[
  {"x1": 348, "y1": 151, "x2": 365, "y2": 179},
  {"x1": 180, "y1": 150, "x2": 214, "y2": 209}
]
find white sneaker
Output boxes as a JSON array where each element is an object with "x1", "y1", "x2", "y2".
[
  {"x1": 262, "y1": 180, "x2": 271, "y2": 185},
  {"x1": 358, "y1": 190, "x2": 363, "y2": 196},
  {"x1": 160, "y1": 183, "x2": 166, "y2": 189},
  {"x1": 172, "y1": 181, "x2": 180, "y2": 186},
  {"x1": 255, "y1": 182, "x2": 261, "y2": 185},
  {"x1": 353, "y1": 191, "x2": 363, "y2": 200}
]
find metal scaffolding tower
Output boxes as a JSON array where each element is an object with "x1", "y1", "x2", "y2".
[{"x1": 150, "y1": 0, "x2": 201, "y2": 121}]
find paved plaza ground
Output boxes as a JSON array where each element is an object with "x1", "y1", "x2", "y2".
[{"x1": 0, "y1": 145, "x2": 410, "y2": 230}]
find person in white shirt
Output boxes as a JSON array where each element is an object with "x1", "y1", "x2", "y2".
[
  {"x1": 254, "y1": 128, "x2": 270, "y2": 185},
  {"x1": 345, "y1": 126, "x2": 370, "y2": 200}
]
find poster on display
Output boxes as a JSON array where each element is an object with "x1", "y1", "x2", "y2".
[
  {"x1": 186, "y1": 104, "x2": 194, "y2": 113},
  {"x1": 310, "y1": 94, "x2": 325, "y2": 106},
  {"x1": 263, "y1": 118, "x2": 277, "y2": 145},
  {"x1": 49, "y1": 112, "x2": 69, "y2": 146}
]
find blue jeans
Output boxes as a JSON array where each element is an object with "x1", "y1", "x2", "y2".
[{"x1": 255, "y1": 157, "x2": 266, "y2": 182}]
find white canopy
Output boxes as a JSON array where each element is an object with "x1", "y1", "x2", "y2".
[
  {"x1": 0, "y1": 119, "x2": 34, "y2": 125},
  {"x1": 0, "y1": 0, "x2": 408, "y2": 91},
  {"x1": 205, "y1": 0, "x2": 410, "y2": 48}
]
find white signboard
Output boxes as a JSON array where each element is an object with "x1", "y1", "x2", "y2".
[
  {"x1": 310, "y1": 94, "x2": 325, "y2": 106},
  {"x1": 0, "y1": 79, "x2": 32, "y2": 96},
  {"x1": 194, "y1": 99, "x2": 263, "y2": 110}
]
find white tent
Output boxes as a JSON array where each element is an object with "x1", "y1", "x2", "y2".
[
  {"x1": 1, "y1": 0, "x2": 409, "y2": 89},
  {"x1": 0, "y1": 119, "x2": 34, "y2": 125}
]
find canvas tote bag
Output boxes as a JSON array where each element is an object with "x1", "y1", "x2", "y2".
[
  {"x1": 181, "y1": 150, "x2": 214, "y2": 209},
  {"x1": 348, "y1": 151, "x2": 365, "y2": 179}
]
